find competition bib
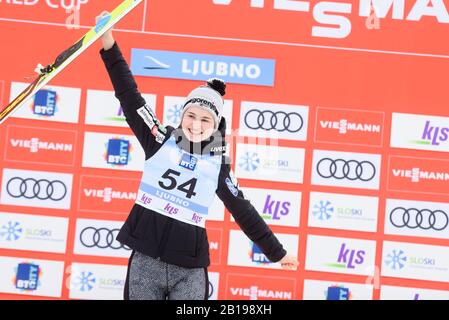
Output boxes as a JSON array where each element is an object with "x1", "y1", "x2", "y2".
[{"x1": 135, "y1": 135, "x2": 221, "y2": 228}]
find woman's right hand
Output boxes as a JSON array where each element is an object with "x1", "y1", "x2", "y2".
[{"x1": 96, "y1": 11, "x2": 115, "y2": 51}]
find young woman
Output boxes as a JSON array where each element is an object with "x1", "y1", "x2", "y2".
[{"x1": 97, "y1": 13, "x2": 299, "y2": 300}]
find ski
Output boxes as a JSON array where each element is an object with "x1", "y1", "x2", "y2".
[{"x1": 0, "y1": 0, "x2": 144, "y2": 124}]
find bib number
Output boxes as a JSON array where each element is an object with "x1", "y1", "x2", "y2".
[{"x1": 158, "y1": 169, "x2": 197, "y2": 199}]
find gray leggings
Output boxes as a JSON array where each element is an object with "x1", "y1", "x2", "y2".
[{"x1": 125, "y1": 251, "x2": 209, "y2": 300}]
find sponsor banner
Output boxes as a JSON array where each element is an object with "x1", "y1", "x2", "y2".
[
  {"x1": 1, "y1": 168, "x2": 73, "y2": 210},
  {"x1": 303, "y1": 279, "x2": 373, "y2": 300},
  {"x1": 226, "y1": 273, "x2": 296, "y2": 300},
  {"x1": 235, "y1": 143, "x2": 305, "y2": 183},
  {"x1": 69, "y1": 263, "x2": 127, "y2": 300},
  {"x1": 0, "y1": 0, "x2": 143, "y2": 30},
  {"x1": 308, "y1": 192, "x2": 378, "y2": 232},
  {"x1": 381, "y1": 241, "x2": 449, "y2": 283},
  {"x1": 239, "y1": 101, "x2": 308, "y2": 141},
  {"x1": 5, "y1": 125, "x2": 77, "y2": 166},
  {"x1": 78, "y1": 175, "x2": 139, "y2": 214},
  {"x1": 207, "y1": 228, "x2": 222, "y2": 266},
  {"x1": 130, "y1": 49, "x2": 276, "y2": 86},
  {"x1": 227, "y1": 229, "x2": 298, "y2": 270},
  {"x1": 0, "y1": 256, "x2": 64, "y2": 298},
  {"x1": 305, "y1": 235, "x2": 376, "y2": 276},
  {"x1": 236, "y1": 187, "x2": 301, "y2": 227},
  {"x1": 73, "y1": 219, "x2": 131, "y2": 258},
  {"x1": 385, "y1": 199, "x2": 449, "y2": 240},
  {"x1": 380, "y1": 285, "x2": 449, "y2": 300},
  {"x1": 10, "y1": 82, "x2": 81, "y2": 123},
  {"x1": 146, "y1": 0, "x2": 449, "y2": 54},
  {"x1": 0, "y1": 212, "x2": 68, "y2": 253},
  {"x1": 82, "y1": 132, "x2": 145, "y2": 172},
  {"x1": 391, "y1": 113, "x2": 449, "y2": 152},
  {"x1": 85, "y1": 89, "x2": 157, "y2": 127},
  {"x1": 163, "y1": 96, "x2": 233, "y2": 135},
  {"x1": 315, "y1": 107, "x2": 384, "y2": 146},
  {"x1": 388, "y1": 156, "x2": 449, "y2": 195},
  {"x1": 208, "y1": 271, "x2": 220, "y2": 300},
  {"x1": 311, "y1": 150, "x2": 381, "y2": 190}
]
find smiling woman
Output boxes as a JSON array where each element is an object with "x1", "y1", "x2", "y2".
[
  {"x1": 181, "y1": 107, "x2": 215, "y2": 143},
  {"x1": 96, "y1": 10, "x2": 299, "y2": 300}
]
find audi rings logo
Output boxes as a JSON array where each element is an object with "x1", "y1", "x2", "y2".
[
  {"x1": 244, "y1": 110, "x2": 304, "y2": 133},
  {"x1": 390, "y1": 207, "x2": 449, "y2": 231},
  {"x1": 80, "y1": 227, "x2": 131, "y2": 250},
  {"x1": 317, "y1": 158, "x2": 376, "y2": 181},
  {"x1": 6, "y1": 177, "x2": 67, "y2": 201}
]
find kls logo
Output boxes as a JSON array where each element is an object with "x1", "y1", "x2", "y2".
[
  {"x1": 262, "y1": 195, "x2": 290, "y2": 220},
  {"x1": 212, "y1": 0, "x2": 449, "y2": 39},
  {"x1": 336, "y1": 243, "x2": 365, "y2": 269},
  {"x1": 421, "y1": 121, "x2": 449, "y2": 146}
]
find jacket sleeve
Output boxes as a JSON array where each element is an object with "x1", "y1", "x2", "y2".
[
  {"x1": 216, "y1": 157, "x2": 287, "y2": 263},
  {"x1": 100, "y1": 41, "x2": 168, "y2": 159}
]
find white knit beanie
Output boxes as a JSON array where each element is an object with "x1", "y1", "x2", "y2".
[{"x1": 180, "y1": 78, "x2": 226, "y2": 131}]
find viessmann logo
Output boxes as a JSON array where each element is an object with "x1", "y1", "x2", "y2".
[
  {"x1": 5, "y1": 125, "x2": 77, "y2": 165},
  {"x1": 229, "y1": 286, "x2": 292, "y2": 300},
  {"x1": 83, "y1": 188, "x2": 136, "y2": 203},
  {"x1": 315, "y1": 108, "x2": 384, "y2": 146},
  {"x1": 319, "y1": 119, "x2": 381, "y2": 135},
  {"x1": 388, "y1": 156, "x2": 449, "y2": 195},
  {"x1": 130, "y1": 49, "x2": 275, "y2": 86},
  {"x1": 78, "y1": 175, "x2": 140, "y2": 214},
  {"x1": 226, "y1": 274, "x2": 296, "y2": 300},
  {"x1": 10, "y1": 138, "x2": 72, "y2": 153},
  {"x1": 392, "y1": 168, "x2": 449, "y2": 183},
  {"x1": 212, "y1": 0, "x2": 449, "y2": 39}
]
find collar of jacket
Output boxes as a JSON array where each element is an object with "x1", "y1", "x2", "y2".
[{"x1": 173, "y1": 126, "x2": 227, "y2": 156}]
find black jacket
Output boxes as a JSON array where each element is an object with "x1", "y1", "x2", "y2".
[{"x1": 100, "y1": 42, "x2": 287, "y2": 268}]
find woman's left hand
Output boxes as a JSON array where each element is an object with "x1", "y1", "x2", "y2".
[{"x1": 279, "y1": 254, "x2": 299, "y2": 270}]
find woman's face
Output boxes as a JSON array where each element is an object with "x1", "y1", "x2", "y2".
[{"x1": 181, "y1": 105, "x2": 215, "y2": 143}]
